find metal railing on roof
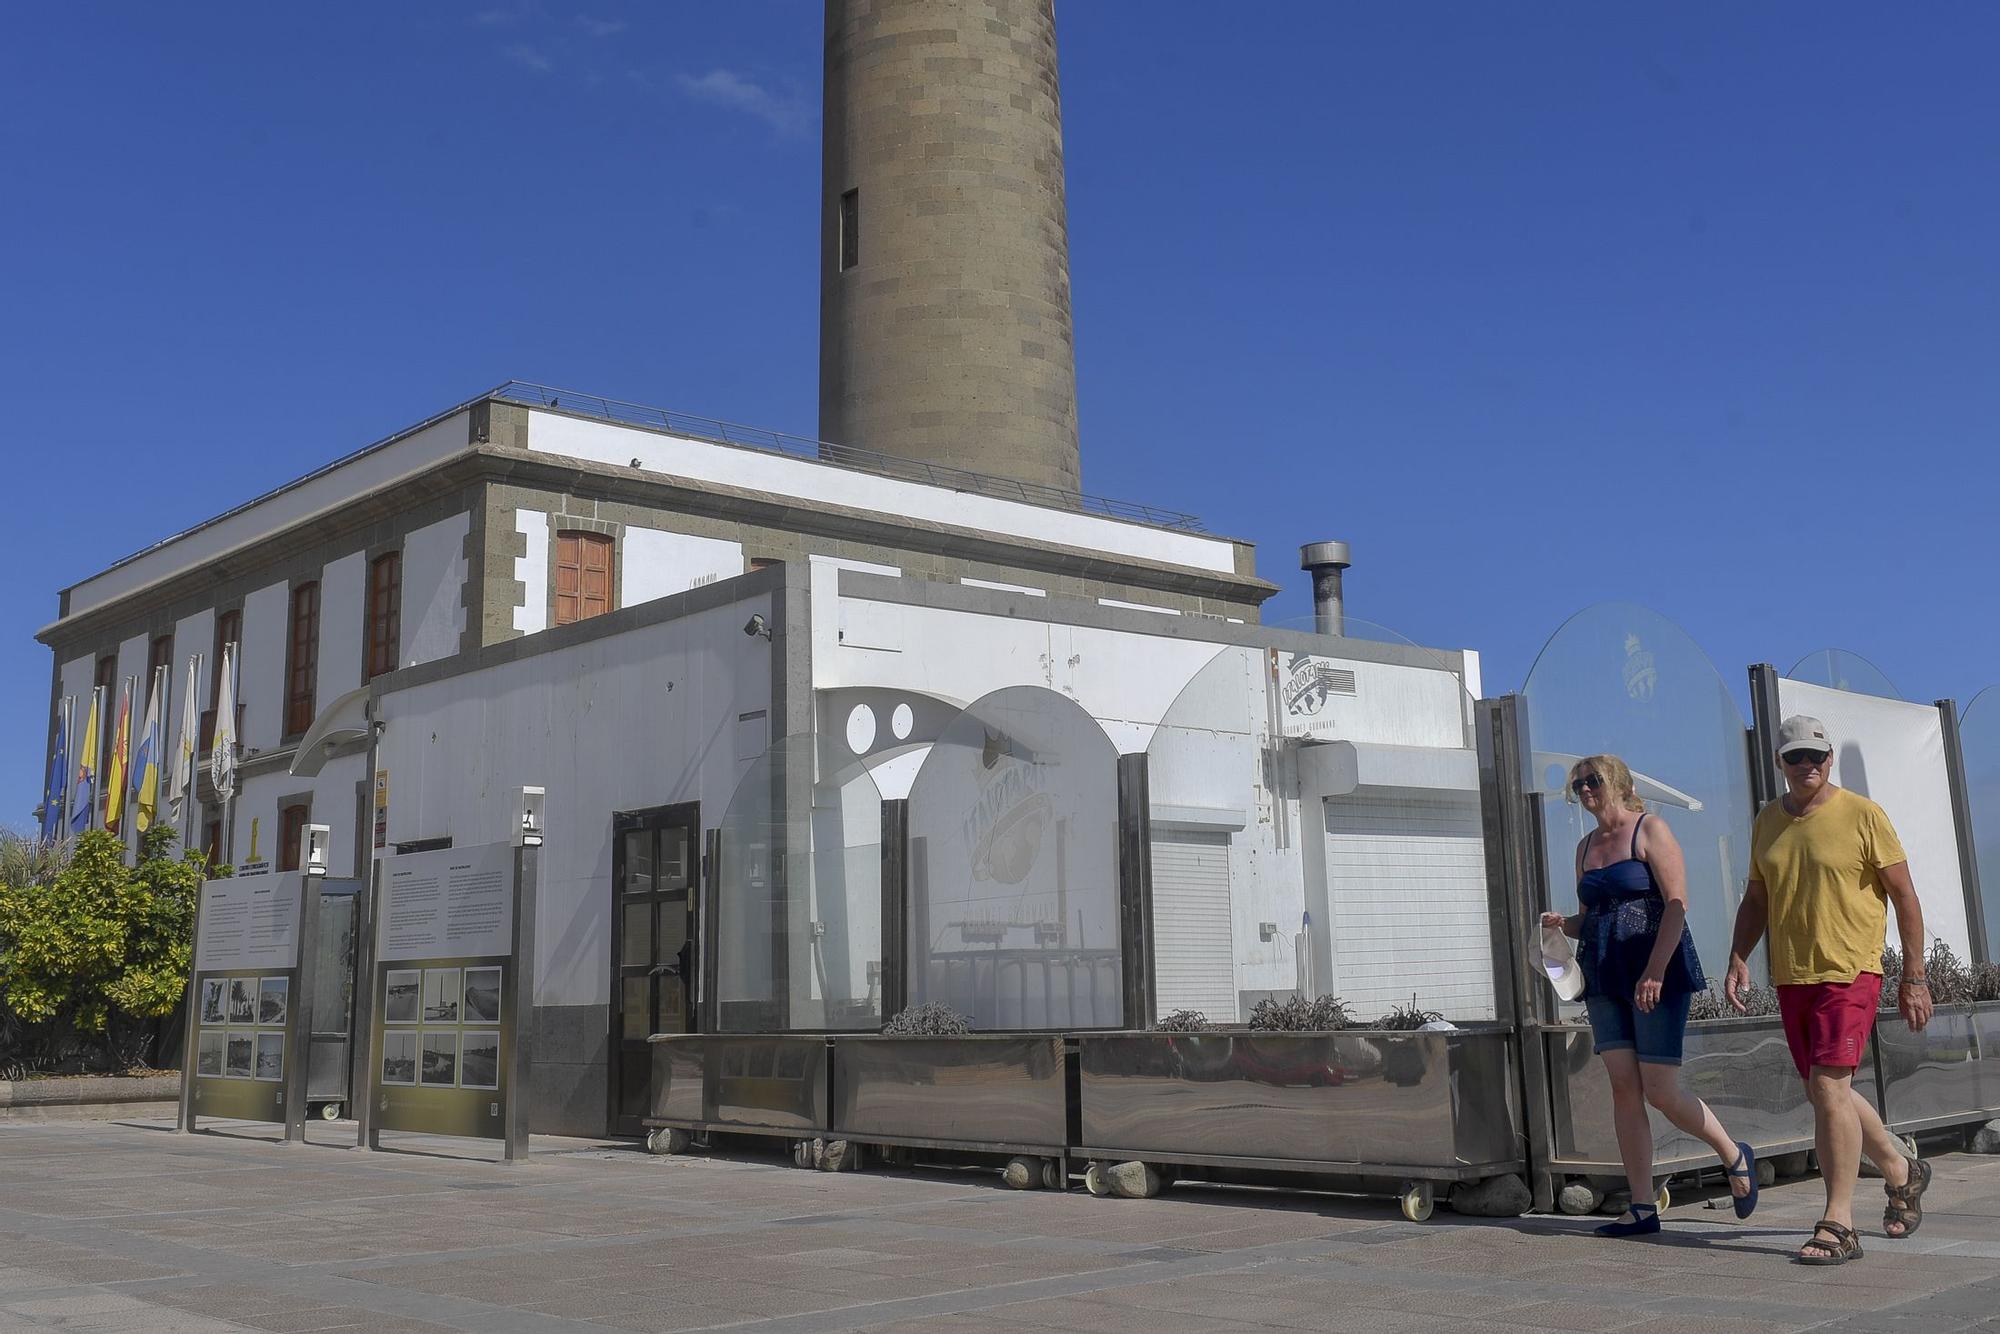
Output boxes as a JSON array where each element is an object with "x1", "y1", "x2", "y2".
[{"x1": 489, "y1": 381, "x2": 1206, "y2": 533}]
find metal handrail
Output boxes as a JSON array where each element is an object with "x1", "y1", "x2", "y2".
[{"x1": 490, "y1": 381, "x2": 1206, "y2": 533}]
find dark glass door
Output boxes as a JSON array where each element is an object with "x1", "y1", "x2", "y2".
[{"x1": 611, "y1": 803, "x2": 698, "y2": 1136}]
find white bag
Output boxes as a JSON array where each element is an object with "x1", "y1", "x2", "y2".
[{"x1": 1539, "y1": 923, "x2": 1584, "y2": 1001}]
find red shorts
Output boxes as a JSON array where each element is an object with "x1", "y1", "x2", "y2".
[{"x1": 1777, "y1": 973, "x2": 1883, "y2": 1079}]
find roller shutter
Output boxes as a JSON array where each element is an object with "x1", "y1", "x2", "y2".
[{"x1": 1151, "y1": 831, "x2": 1238, "y2": 1022}]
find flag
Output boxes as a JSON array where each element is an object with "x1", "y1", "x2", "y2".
[
  {"x1": 132, "y1": 669, "x2": 164, "y2": 833},
  {"x1": 69, "y1": 690, "x2": 101, "y2": 834},
  {"x1": 211, "y1": 645, "x2": 237, "y2": 802},
  {"x1": 168, "y1": 654, "x2": 199, "y2": 819},
  {"x1": 104, "y1": 679, "x2": 134, "y2": 834},
  {"x1": 41, "y1": 700, "x2": 69, "y2": 843}
]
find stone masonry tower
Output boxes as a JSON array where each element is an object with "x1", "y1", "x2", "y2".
[{"x1": 820, "y1": 0, "x2": 1081, "y2": 495}]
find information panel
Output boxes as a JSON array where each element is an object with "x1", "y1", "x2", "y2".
[
  {"x1": 378, "y1": 843, "x2": 513, "y2": 962},
  {"x1": 368, "y1": 843, "x2": 522, "y2": 1143},
  {"x1": 186, "y1": 875, "x2": 306, "y2": 1126}
]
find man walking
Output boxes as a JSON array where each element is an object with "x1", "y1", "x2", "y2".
[{"x1": 1725, "y1": 715, "x2": 1934, "y2": 1265}]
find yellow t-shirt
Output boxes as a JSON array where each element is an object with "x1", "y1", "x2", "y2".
[{"x1": 1752, "y1": 786, "x2": 1907, "y2": 986}]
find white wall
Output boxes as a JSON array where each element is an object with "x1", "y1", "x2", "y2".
[
  {"x1": 224, "y1": 752, "x2": 368, "y2": 881},
  {"x1": 1777, "y1": 680, "x2": 1972, "y2": 962},
  {"x1": 513, "y1": 509, "x2": 548, "y2": 636},
  {"x1": 621, "y1": 527, "x2": 745, "y2": 608},
  {"x1": 239, "y1": 581, "x2": 289, "y2": 752},
  {"x1": 528, "y1": 410, "x2": 1239, "y2": 575},
  {"x1": 63, "y1": 412, "x2": 469, "y2": 621},
  {"x1": 375, "y1": 592, "x2": 775, "y2": 1008},
  {"x1": 400, "y1": 513, "x2": 468, "y2": 668},
  {"x1": 319, "y1": 552, "x2": 365, "y2": 703}
]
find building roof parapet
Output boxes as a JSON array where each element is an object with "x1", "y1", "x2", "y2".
[{"x1": 490, "y1": 381, "x2": 1206, "y2": 534}]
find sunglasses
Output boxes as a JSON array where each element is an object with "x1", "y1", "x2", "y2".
[
  {"x1": 1781, "y1": 749, "x2": 1830, "y2": 767},
  {"x1": 1569, "y1": 774, "x2": 1603, "y2": 794}
]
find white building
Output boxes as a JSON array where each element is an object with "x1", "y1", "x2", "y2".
[{"x1": 40, "y1": 383, "x2": 1488, "y2": 1136}]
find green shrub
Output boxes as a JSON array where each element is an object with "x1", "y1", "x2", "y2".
[
  {"x1": 1247, "y1": 994, "x2": 1354, "y2": 1031},
  {"x1": 0, "y1": 828, "x2": 205, "y2": 1072},
  {"x1": 1152, "y1": 1008, "x2": 1213, "y2": 1032}
]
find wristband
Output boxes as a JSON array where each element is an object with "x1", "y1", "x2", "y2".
[{"x1": 1899, "y1": 978, "x2": 1929, "y2": 990}]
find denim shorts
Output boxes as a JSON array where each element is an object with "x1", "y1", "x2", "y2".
[{"x1": 1584, "y1": 991, "x2": 1692, "y2": 1065}]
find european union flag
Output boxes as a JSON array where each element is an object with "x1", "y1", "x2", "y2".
[{"x1": 41, "y1": 707, "x2": 68, "y2": 842}]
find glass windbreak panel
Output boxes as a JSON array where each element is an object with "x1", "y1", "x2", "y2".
[
  {"x1": 621, "y1": 976, "x2": 651, "y2": 1041},
  {"x1": 1963, "y1": 688, "x2": 2000, "y2": 965},
  {"x1": 1522, "y1": 602, "x2": 1754, "y2": 990},
  {"x1": 621, "y1": 901, "x2": 652, "y2": 968},
  {"x1": 311, "y1": 890, "x2": 358, "y2": 1030},
  {"x1": 906, "y1": 686, "x2": 1121, "y2": 1029},
  {"x1": 1788, "y1": 649, "x2": 1902, "y2": 701},
  {"x1": 660, "y1": 826, "x2": 690, "y2": 890},
  {"x1": 1256, "y1": 618, "x2": 1495, "y2": 1021},
  {"x1": 717, "y1": 735, "x2": 883, "y2": 1032},
  {"x1": 622, "y1": 830, "x2": 654, "y2": 895}
]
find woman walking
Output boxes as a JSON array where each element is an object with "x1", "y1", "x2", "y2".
[{"x1": 1543, "y1": 754, "x2": 1758, "y2": 1236}]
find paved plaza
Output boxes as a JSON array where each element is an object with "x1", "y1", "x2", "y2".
[{"x1": 1, "y1": 1117, "x2": 1997, "y2": 1333}]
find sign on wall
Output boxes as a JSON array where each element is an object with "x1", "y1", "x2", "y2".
[
  {"x1": 181, "y1": 874, "x2": 312, "y2": 1130},
  {"x1": 365, "y1": 843, "x2": 524, "y2": 1144}
]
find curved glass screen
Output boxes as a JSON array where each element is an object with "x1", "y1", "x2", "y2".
[
  {"x1": 1961, "y1": 687, "x2": 2000, "y2": 965},
  {"x1": 905, "y1": 686, "x2": 1121, "y2": 1029},
  {"x1": 1522, "y1": 602, "x2": 1754, "y2": 986},
  {"x1": 1787, "y1": 649, "x2": 1903, "y2": 701},
  {"x1": 716, "y1": 735, "x2": 882, "y2": 1032}
]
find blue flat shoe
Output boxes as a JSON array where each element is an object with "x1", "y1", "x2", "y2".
[
  {"x1": 1729, "y1": 1141, "x2": 1758, "y2": 1220},
  {"x1": 1595, "y1": 1203, "x2": 1660, "y2": 1238}
]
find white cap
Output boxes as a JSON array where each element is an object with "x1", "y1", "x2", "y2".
[{"x1": 1776, "y1": 715, "x2": 1832, "y2": 759}]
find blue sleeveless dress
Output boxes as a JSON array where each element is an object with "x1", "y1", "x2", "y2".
[{"x1": 1576, "y1": 814, "x2": 1705, "y2": 1001}]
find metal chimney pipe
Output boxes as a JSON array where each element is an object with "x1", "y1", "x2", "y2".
[{"x1": 1299, "y1": 541, "x2": 1352, "y2": 637}]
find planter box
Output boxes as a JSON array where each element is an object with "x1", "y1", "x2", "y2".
[
  {"x1": 645, "y1": 1035, "x2": 829, "y2": 1139},
  {"x1": 1875, "y1": 1001, "x2": 2000, "y2": 1134},
  {"x1": 1075, "y1": 1027, "x2": 1522, "y2": 1179},
  {"x1": 1546, "y1": 1014, "x2": 1881, "y2": 1173},
  {"x1": 831, "y1": 1035, "x2": 1067, "y2": 1155}
]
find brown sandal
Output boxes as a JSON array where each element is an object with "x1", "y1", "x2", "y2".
[
  {"x1": 1884, "y1": 1157, "x2": 1932, "y2": 1238},
  {"x1": 1797, "y1": 1219, "x2": 1863, "y2": 1265}
]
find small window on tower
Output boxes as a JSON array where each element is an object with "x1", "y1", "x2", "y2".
[{"x1": 839, "y1": 189, "x2": 859, "y2": 271}]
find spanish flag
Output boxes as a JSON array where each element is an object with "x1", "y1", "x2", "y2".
[{"x1": 104, "y1": 679, "x2": 133, "y2": 834}]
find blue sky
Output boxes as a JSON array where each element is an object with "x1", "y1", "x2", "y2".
[{"x1": 4, "y1": 3, "x2": 1996, "y2": 826}]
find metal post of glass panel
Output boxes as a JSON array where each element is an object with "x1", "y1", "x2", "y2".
[
  {"x1": 1937, "y1": 698, "x2": 1990, "y2": 966},
  {"x1": 283, "y1": 877, "x2": 321, "y2": 1144},
  {"x1": 879, "y1": 800, "x2": 908, "y2": 1022},
  {"x1": 1478, "y1": 695, "x2": 1557, "y2": 1213},
  {"x1": 699, "y1": 828, "x2": 720, "y2": 1033},
  {"x1": 1116, "y1": 754, "x2": 1155, "y2": 1031},
  {"x1": 1747, "y1": 664, "x2": 1785, "y2": 809},
  {"x1": 503, "y1": 843, "x2": 538, "y2": 1163}
]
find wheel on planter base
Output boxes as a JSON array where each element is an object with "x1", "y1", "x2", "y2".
[
  {"x1": 1084, "y1": 1162, "x2": 1112, "y2": 1196},
  {"x1": 1655, "y1": 1183, "x2": 1671, "y2": 1212},
  {"x1": 646, "y1": 1127, "x2": 691, "y2": 1156},
  {"x1": 1399, "y1": 1182, "x2": 1434, "y2": 1223},
  {"x1": 318, "y1": 1101, "x2": 342, "y2": 1122},
  {"x1": 790, "y1": 1139, "x2": 817, "y2": 1169},
  {"x1": 1041, "y1": 1158, "x2": 1064, "y2": 1191}
]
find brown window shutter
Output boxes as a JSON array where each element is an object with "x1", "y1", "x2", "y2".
[
  {"x1": 367, "y1": 552, "x2": 402, "y2": 679},
  {"x1": 555, "y1": 531, "x2": 614, "y2": 625},
  {"x1": 285, "y1": 582, "x2": 320, "y2": 738},
  {"x1": 278, "y1": 804, "x2": 310, "y2": 873},
  {"x1": 202, "y1": 609, "x2": 241, "y2": 751}
]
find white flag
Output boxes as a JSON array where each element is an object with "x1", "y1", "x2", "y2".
[
  {"x1": 169, "y1": 654, "x2": 200, "y2": 816},
  {"x1": 210, "y1": 644, "x2": 237, "y2": 802}
]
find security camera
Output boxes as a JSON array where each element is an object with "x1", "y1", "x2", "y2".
[{"x1": 743, "y1": 614, "x2": 771, "y2": 640}]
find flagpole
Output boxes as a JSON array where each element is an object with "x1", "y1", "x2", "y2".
[
  {"x1": 184, "y1": 652, "x2": 202, "y2": 856},
  {"x1": 91, "y1": 684, "x2": 106, "y2": 832}
]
